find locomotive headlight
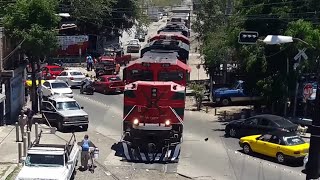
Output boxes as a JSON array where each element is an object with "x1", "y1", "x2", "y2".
[
  {"x1": 165, "y1": 120, "x2": 171, "y2": 126},
  {"x1": 133, "y1": 119, "x2": 139, "y2": 125}
]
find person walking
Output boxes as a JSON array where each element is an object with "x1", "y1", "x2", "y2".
[
  {"x1": 115, "y1": 63, "x2": 120, "y2": 75},
  {"x1": 18, "y1": 110, "x2": 27, "y2": 141},
  {"x1": 80, "y1": 135, "x2": 96, "y2": 170},
  {"x1": 86, "y1": 55, "x2": 94, "y2": 71},
  {"x1": 25, "y1": 108, "x2": 35, "y2": 132}
]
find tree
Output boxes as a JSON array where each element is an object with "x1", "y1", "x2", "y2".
[
  {"x1": 2, "y1": 0, "x2": 60, "y2": 112},
  {"x1": 190, "y1": 83, "x2": 205, "y2": 111}
]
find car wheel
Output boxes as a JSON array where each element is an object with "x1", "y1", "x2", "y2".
[
  {"x1": 229, "y1": 128, "x2": 237, "y2": 137},
  {"x1": 103, "y1": 89, "x2": 108, "y2": 95},
  {"x1": 57, "y1": 121, "x2": 64, "y2": 132},
  {"x1": 243, "y1": 143, "x2": 252, "y2": 154},
  {"x1": 83, "y1": 125, "x2": 88, "y2": 131},
  {"x1": 276, "y1": 153, "x2": 285, "y2": 164},
  {"x1": 221, "y1": 98, "x2": 231, "y2": 106}
]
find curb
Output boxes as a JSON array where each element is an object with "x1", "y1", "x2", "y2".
[{"x1": 0, "y1": 164, "x2": 18, "y2": 180}]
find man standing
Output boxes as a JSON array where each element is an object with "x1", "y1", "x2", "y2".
[
  {"x1": 80, "y1": 135, "x2": 96, "y2": 170},
  {"x1": 18, "y1": 110, "x2": 27, "y2": 140},
  {"x1": 25, "y1": 108, "x2": 35, "y2": 132},
  {"x1": 86, "y1": 54, "x2": 94, "y2": 71}
]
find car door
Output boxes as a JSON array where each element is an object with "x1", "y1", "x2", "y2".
[
  {"x1": 41, "y1": 101, "x2": 58, "y2": 122},
  {"x1": 93, "y1": 77, "x2": 103, "y2": 92},
  {"x1": 42, "y1": 82, "x2": 52, "y2": 97},
  {"x1": 266, "y1": 135, "x2": 282, "y2": 157},
  {"x1": 254, "y1": 134, "x2": 272, "y2": 155},
  {"x1": 241, "y1": 118, "x2": 259, "y2": 136}
]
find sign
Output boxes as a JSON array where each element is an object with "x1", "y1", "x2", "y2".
[
  {"x1": 238, "y1": 31, "x2": 259, "y2": 45},
  {"x1": 56, "y1": 35, "x2": 89, "y2": 56},
  {"x1": 303, "y1": 83, "x2": 313, "y2": 100},
  {"x1": 294, "y1": 48, "x2": 307, "y2": 61}
]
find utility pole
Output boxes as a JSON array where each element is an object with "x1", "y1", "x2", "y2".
[
  {"x1": 223, "y1": 0, "x2": 233, "y2": 84},
  {"x1": 306, "y1": 57, "x2": 320, "y2": 180},
  {"x1": 284, "y1": 57, "x2": 289, "y2": 117}
]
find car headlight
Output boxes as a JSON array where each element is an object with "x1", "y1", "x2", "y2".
[{"x1": 84, "y1": 115, "x2": 88, "y2": 119}]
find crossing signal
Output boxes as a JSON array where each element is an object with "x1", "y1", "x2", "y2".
[{"x1": 238, "y1": 31, "x2": 259, "y2": 44}]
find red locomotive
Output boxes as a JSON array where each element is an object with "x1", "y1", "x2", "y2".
[{"x1": 111, "y1": 22, "x2": 191, "y2": 163}]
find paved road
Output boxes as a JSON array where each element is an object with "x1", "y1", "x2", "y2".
[{"x1": 72, "y1": 89, "x2": 306, "y2": 180}]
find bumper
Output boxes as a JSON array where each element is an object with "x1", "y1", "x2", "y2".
[
  {"x1": 109, "y1": 86, "x2": 125, "y2": 92},
  {"x1": 63, "y1": 120, "x2": 89, "y2": 127},
  {"x1": 284, "y1": 154, "x2": 306, "y2": 161}
]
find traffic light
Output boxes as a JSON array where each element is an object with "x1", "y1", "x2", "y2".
[{"x1": 238, "y1": 31, "x2": 259, "y2": 44}]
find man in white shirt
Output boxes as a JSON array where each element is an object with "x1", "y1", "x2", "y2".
[{"x1": 18, "y1": 110, "x2": 27, "y2": 141}]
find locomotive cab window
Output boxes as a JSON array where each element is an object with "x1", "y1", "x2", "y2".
[
  {"x1": 158, "y1": 71, "x2": 184, "y2": 81},
  {"x1": 129, "y1": 70, "x2": 153, "y2": 81}
]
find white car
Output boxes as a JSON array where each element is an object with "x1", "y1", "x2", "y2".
[
  {"x1": 41, "y1": 80, "x2": 73, "y2": 98},
  {"x1": 127, "y1": 39, "x2": 141, "y2": 53},
  {"x1": 56, "y1": 70, "x2": 86, "y2": 87}
]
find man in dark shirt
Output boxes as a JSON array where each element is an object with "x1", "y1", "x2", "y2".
[{"x1": 25, "y1": 108, "x2": 35, "y2": 131}]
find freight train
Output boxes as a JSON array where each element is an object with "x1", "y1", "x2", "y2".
[{"x1": 111, "y1": 12, "x2": 191, "y2": 163}]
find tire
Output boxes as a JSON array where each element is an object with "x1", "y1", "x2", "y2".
[
  {"x1": 229, "y1": 128, "x2": 237, "y2": 138},
  {"x1": 221, "y1": 98, "x2": 231, "y2": 106},
  {"x1": 57, "y1": 121, "x2": 64, "y2": 132},
  {"x1": 103, "y1": 89, "x2": 108, "y2": 95},
  {"x1": 82, "y1": 125, "x2": 88, "y2": 131},
  {"x1": 243, "y1": 143, "x2": 252, "y2": 154},
  {"x1": 276, "y1": 153, "x2": 285, "y2": 164}
]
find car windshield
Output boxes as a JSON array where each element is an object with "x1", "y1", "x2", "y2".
[
  {"x1": 283, "y1": 136, "x2": 305, "y2": 146},
  {"x1": 272, "y1": 118, "x2": 293, "y2": 126},
  {"x1": 129, "y1": 40, "x2": 139, "y2": 45},
  {"x1": 158, "y1": 71, "x2": 184, "y2": 81},
  {"x1": 70, "y1": 71, "x2": 83, "y2": 76},
  {"x1": 51, "y1": 82, "x2": 69, "y2": 89},
  {"x1": 56, "y1": 101, "x2": 80, "y2": 110},
  {"x1": 108, "y1": 77, "x2": 121, "y2": 81},
  {"x1": 50, "y1": 67, "x2": 63, "y2": 71},
  {"x1": 25, "y1": 154, "x2": 64, "y2": 167},
  {"x1": 129, "y1": 70, "x2": 153, "y2": 81}
]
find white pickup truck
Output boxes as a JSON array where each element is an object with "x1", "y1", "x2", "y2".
[{"x1": 15, "y1": 133, "x2": 80, "y2": 180}]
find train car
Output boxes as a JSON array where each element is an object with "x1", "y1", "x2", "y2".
[
  {"x1": 140, "y1": 39, "x2": 190, "y2": 64},
  {"x1": 123, "y1": 51, "x2": 191, "y2": 86},
  {"x1": 111, "y1": 81, "x2": 186, "y2": 162},
  {"x1": 148, "y1": 32, "x2": 190, "y2": 45},
  {"x1": 157, "y1": 23, "x2": 190, "y2": 38}
]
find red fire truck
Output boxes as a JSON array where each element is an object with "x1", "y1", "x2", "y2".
[
  {"x1": 123, "y1": 52, "x2": 191, "y2": 86},
  {"x1": 111, "y1": 81, "x2": 185, "y2": 162}
]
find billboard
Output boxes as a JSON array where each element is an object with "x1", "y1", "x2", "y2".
[{"x1": 56, "y1": 35, "x2": 89, "y2": 56}]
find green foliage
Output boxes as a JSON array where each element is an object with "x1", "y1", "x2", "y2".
[
  {"x1": 2, "y1": 0, "x2": 60, "y2": 58},
  {"x1": 190, "y1": 83, "x2": 205, "y2": 99},
  {"x1": 194, "y1": 0, "x2": 320, "y2": 109},
  {"x1": 151, "y1": 0, "x2": 183, "y2": 7}
]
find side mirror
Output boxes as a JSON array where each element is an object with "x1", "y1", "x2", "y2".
[
  {"x1": 81, "y1": 107, "x2": 84, "y2": 109},
  {"x1": 67, "y1": 160, "x2": 73, "y2": 165}
]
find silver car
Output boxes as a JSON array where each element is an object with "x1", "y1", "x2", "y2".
[{"x1": 127, "y1": 39, "x2": 141, "y2": 53}]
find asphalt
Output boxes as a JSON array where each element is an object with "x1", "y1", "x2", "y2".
[{"x1": 72, "y1": 88, "x2": 306, "y2": 180}]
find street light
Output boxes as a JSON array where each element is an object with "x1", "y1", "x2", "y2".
[{"x1": 263, "y1": 35, "x2": 319, "y2": 180}]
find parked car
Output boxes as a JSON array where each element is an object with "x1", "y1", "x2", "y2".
[
  {"x1": 93, "y1": 75, "x2": 125, "y2": 94},
  {"x1": 239, "y1": 132, "x2": 309, "y2": 164},
  {"x1": 135, "y1": 32, "x2": 146, "y2": 42},
  {"x1": 41, "y1": 65, "x2": 64, "y2": 80},
  {"x1": 25, "y1": 73, "x2": 45, "y2": 88},
  {"x1": 42, "y1": 95, "x2": 89, "y2": 131},
  {"x1": 225, "y1": 114, "x2": 298, "y2": 138},
  {"x1": 126, "y1": 39, "x2": 141, "y2": 53},
  {"x1": 56, "y1": 69, "x2": 86, "y2": 87},
  {"x1": 41, "y1": 80, "x2": 73, "y2": 98}
]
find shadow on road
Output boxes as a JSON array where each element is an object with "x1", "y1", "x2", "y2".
[{"x1": 236, "y1": 150, "x2": 304, "y2": 168}]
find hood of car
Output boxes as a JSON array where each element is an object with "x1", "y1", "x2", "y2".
[
  {"x1": 16, "y1": 166, "x2": 67, "y2": 179},
  {"x1": 229, "y1": 119, "x2": 245, "y2": 125},
  {"x1": 58, "y1": 109, "x2": 88, "y2": 117}
]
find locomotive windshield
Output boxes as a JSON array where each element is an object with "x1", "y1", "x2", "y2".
[
  {"x1": 158, "y1": 71, "x2": 184, "y2": 81},
  {"x1": 129, "y1": 70, "x2": 153, "y2": 81}
]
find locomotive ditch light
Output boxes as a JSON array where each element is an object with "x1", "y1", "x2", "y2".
[
  {"x1": 152, "y1": 88, "x2": 157, "y2": 97},
  {"x1": 165, "y1": 120, "x2": 171, "y2": 126},
  {"x1": 133, "y1": 119, "x2": 139, "y2": 125}
]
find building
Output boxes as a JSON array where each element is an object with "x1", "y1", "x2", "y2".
[{"x1": 0, "y1": 27, "x2": 26, "y2": 125}]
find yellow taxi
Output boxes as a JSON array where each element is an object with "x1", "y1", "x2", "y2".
[
  {"x1": 239, "y1": 131, "x2": 309, "y2": 164},
  {"x1": 25, "y1": 74, "x2": 45, "y2": 87}
]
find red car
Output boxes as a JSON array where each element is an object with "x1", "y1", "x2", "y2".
[
  {"x1": 93, "y1": 75, "x2": 125, "y2": 94},
  {"x1": 41, "y1": 65, "x2": 64, "y2": 80}
]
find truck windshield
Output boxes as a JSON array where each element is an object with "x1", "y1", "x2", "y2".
[
  {"x1": 129, "y1": 70, "x2": 153, "y2": 81},
  {"x1": 25, "y1": 154, "x2": 64, "y2": 167},
  {"x1": 57, "y1": 101, "x2": 80, "y2": 110},
  {"x1": 158, "y1": 71, "x2": 184, "y2": 81}
]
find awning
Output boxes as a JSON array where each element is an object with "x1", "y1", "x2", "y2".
[{"x1": 0, "y1": 94, "x2": 5, "y2": 103}]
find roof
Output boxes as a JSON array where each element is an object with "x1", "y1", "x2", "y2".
[
  {"x1": 46, "y1": 80, "x2": 66, "y2": 83},
  {"x1": 100, "y1": 75, "x2": 119, "y2": 78},
  {"x1": 132, "y1": 81, "x2": 181, "y2": 86},
  {"x1": 263, "y1": 131, "x2": 300, "y2": 138},
  {"x1": 28, "y1": 146, "x2": 65, "y2": 155},
  {"x1": 149, "y1": 33, "x2": 189, "y2": 45},
  {"x1": 253, "y1": 114, "x2": 284, "y2": 120},
  {"x1": 141, "y1": 51, "x2": 179, "y2": 63},
  {"x1": 49, "y1": 95, "x2": 75, "y2": 102}
]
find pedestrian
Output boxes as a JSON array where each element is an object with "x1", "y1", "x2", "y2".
[
  {"x1": 24, "y1": 87, "x2": 29, "y2": 104},
  {"x1": 18, "y1": 110, "x2": 27, "y2": 140},
  {"x1": 80, "y1": 135, "x2": 96, "y2": 170},
  {"x1": 86, "y1": 54, "x2": 94, "y2": 71},
  {"x1": 115, "y1": 63, "x2": 120, "y2": 74},
  {"x1": 25, "y1": 108, "x2": 35, "y2": 132}
]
